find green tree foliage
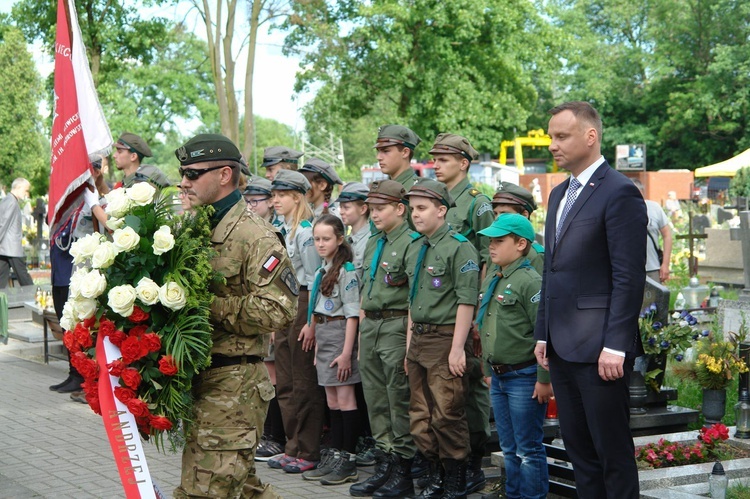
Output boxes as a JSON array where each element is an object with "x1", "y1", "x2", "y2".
[
  {"x1": 0, "y1": 17, "x2": 47, "y2": 195},
  {"x1": 729, "y1": 167, "x2": 750, "y2": 200}
]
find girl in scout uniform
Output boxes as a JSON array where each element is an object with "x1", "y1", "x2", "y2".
[
  {"x1": 300, "y1": 214, "x2": 361, "y2": 486},
  {"x1": 270, "y1": 170, "x2": 326, "y2": 474},
  {"x1": 335, "y1": 182, "x2": 371, "y2": 280},
  {"x1": 299, "y1": 158, "x2": 344, "y2": 220}
]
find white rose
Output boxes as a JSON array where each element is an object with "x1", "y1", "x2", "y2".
[
  {"x1": 68, "y1": 267, "x2": 89, "y2": 299},
  {"x1": 159, "y1": 281, "x2": 187, "y2": 311},
  {"x1": 112, "y1": 226, "x2": 141, "y2": 253},
  {"x1": 126, "y1": 182, "x2": 157, "y2": 206},
  {"x1": 60, "y1": 315, "x2": 74, "y2": 332},
  {"x1": 108, "y1": 285, "x2": 137, "y2": 317},
  {"x1": 73, "y1": 297, "x2": 98, "y2": 321},
  {"x1": 61, "y1": 300, "x2": 76, "y2": 331},
  {"x1": 136, "y1": 277, "x2": 161, "y2": 305},
  {"x1": 106, "y1": 217, "x2": 125, "y2": 231},
  {"x1": 152, "y1": 225, "x2": 175, "y2": 255},
  {"x1": 80, "y1": 269, "x2": 107, "y2": 299},
  {"x1": 70, "y1": 233, "x2": 105, "y2": 265},
  {"x1": 91, "y1": 241, "x2": 119, "y2": 269},
  {"x1": 104, "y1": 188, "x2": 132, "y2": 218}
]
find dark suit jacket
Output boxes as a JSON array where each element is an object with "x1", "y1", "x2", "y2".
[{"x1": 534, "y1": 161, "x2": 646, "y2": 363}]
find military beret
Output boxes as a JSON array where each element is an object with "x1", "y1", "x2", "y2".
[
  {"x1": 478, "y1": 213, "x2": 536, "y2": 242},
  {"x1": 373, "y1": 125, "x2": 422, "y2": 150},
  {"x1": 244, "y1": 175, "x2": 273, "y2": 196},
  {"x1": 117, "y1": 132, "x2": 152, "y2": 158},
  {"x1": 174, "y1": 133, "x2": 241, "y2": 166},
  {"x1": 262, "y1": 146, "x2": 304, "y2": 167},
  {"x1": 335, "y1": 182, "x2": 370, "y2": 203},
  {"x1": 271, "y1": 169, "x2": 311, "y2": 194},
  {"x1": 405, "y1": 178, "x2": 455, "y2": 208},
  {"x1": 492, "y1": 181, "x2": 537, "y2": 214},
  {"x1": 429, "y1": 133, "x2": 478, "y2": 162},
  {"x1": 367, "y1": 179, "x2": 407, "y2": 205},
  {"x1": 300, "y1": 158, "x2": 343, "y2": 185}
]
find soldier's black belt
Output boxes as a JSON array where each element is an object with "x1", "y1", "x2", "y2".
[
  {"x1": 364, "y1": 309, "x2": 409, "y2": 320},
  {"x1": 490, "y1": 358, "x2": 537, "y2": 375},
  {"x1": 210, "y1": 354, "x2": 263, "y2": 369},
  {"x1": 314, "y1": 314, "x2": 346, "y2": 324},
  {"x1": 411, "y1": 323, "x2": 455, "y2": 335}
]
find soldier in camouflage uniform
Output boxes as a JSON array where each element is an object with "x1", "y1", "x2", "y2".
[
  {"x1": 173, "y1": 133, "x2": 298, "y2": 499},
  {"x1": 491, "y1": 181, "x2": 544, "y2": 274}
]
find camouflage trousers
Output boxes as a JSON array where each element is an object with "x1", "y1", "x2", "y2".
[{"x1": 175, "y1": 362, "x2": 279, "y2": 498}]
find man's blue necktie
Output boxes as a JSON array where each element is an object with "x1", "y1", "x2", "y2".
[{"x1": 556, "y1": 177, "x2": 582, "y2": 242}]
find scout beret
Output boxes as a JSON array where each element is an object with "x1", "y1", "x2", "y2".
[
  {"x1": 429, "y1": 133, "x2": 478, "y2": 162},
  {"x1": 478, "y1": 213, "x2": 536, "y2": 241},
  {"x1": 244, "y1": 175, "x2": 273, "y2": 196},
  {"x1": 271, "y1": 169, "x2": 310, "y2": 194},
  {"x1": 117, "y1": 132, "x2": 152, "y2": 158},
  {"x1": 492, "y1": 181, "x2": 537, "y2": 214},
  {"x1": 367, "y1": 179, "x2": 407, "y2": 205},
  {"x1": 262, "y1": 146, "x2": 304, "y2": 168},
  {"x1": 335, "y1": 182, "x2": 370, "y2": 203},
  {"x1": 300, "y1": 158, "x2": 343, "y2": 185},
  {"x1": 405, "y1": 178, "x2": 455, "y2": 208},
  {"x1": 373, "y1": 125, "x2": 422, "y2": 150},
  {"x1": 174, "y1": 133, "x2": 241, "y2": 166}
]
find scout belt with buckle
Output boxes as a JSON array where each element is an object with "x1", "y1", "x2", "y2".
[
  {"x1": 210, "y1": 354, "x2": 263, "y2": 369},
  {"x1": 314, "y1": 314, "x2": 347, "y2": 324},
  {"x1": 364, "y1": 309, "x2": 409, "y2": 320},
  {"x1": 411, "y1": 323, "x2": 455, "y2": 335},
  {"x1": 490, "y1": 358, "x2": 537, "y2": 375}
]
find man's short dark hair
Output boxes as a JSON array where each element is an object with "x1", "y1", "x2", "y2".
[{"x1": 549, "y1": 101, "x2": 603, "y2": 140}]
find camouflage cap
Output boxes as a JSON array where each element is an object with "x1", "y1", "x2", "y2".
[
  {"x1": 300, "y1": 158, "x2": 343, "y2": 185},
  {"x1": 492, "y1": 181, "x2": 537, "y2": 214},
  {"x1": 335, "y1": 182, "x2": 370, "y2": 203},
  {"x1": 429, "y1": 133, "x2": 478, "y2": 162},
  {"x1": 271, "y1": 169, "x2": 311, "y2": 194},
  {"x1": 478, "y1": 213, "x2": 535, "y2": 241},
  {"x1": 373, "y1": 124, "x2": 422, "y2": 150},
  {"x1": 174, "y1": 133, "x2": 241, "y2": 166},
  {"x1": 262, "y1": 146, "x2": 304, "y2": 168},
  {"x1": 366, "y1": 179, "x2": 407, "y2": 205},
  {"x1": 244, "y1": 175, "x2": 273, "y2": 196},
  {"x1": 405, "y1": 178, "x2": 455, "y2": 208},
  {"x1": 116, "y1": 132, "x2": 152, "y2": 158}
]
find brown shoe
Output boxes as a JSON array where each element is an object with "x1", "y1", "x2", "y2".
[{"x1": 70, "y1": 391, "x2": 87, "y2": 404}]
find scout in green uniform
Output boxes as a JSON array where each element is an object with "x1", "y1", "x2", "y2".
[
  {"x1": 336, "y1": 182, "x2": 371, "y2": 280},
  {"x1": 429, "y1": 133, "x2": 493, "y2": 493},
  {"x1": 113, "y1": 132, "x2": 171, "y2": 189},
  {"x1": 404, "y1": 178, "x2": 480, "y2": 499},
  {"x1": 491, "y1": 181, "x2": 544, "y2": 274},
  {"x1": 349, "y1": 180, "x2": 418, "y2": 498},
  {"x1": 300, "y1": 158, "x2": 344, "y2": 221},
  {"x1": 262, "y1": 145, "x2": 304, "y2": 181},
  {"x1": 475, "y1": 213, "x2": 552, "y2": 499},
  {"x1": 374, "y1": 125, "x2": 422, "y2": 229},
  {"x1": 173, "y1": 133, "x2": 298, "y2": 499}
]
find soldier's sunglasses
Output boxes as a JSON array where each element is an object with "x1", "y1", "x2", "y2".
[{"x1": 179, "y1": 165, "x2": 228, "y2": 180}]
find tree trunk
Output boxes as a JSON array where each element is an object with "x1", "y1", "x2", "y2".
[{"x1": 243, "y1": 0, "x2": 263, "y2": 162}]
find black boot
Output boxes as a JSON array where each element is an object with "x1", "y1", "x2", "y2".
[
  {"x1": 411, "y1": 450, "x2": 429, "y2": 478},
  {"x1": 465, "y1": 452, "x2": 486, "y2": 494},
  {"x1": 373, "y1": 454, "x2": 414, "y2": 498},
  {"x1": 349, "y1": 449, "x2": 393, "y2": 497},
  {"x1": 49, "y1": 375, "x2": 72, "y2": 391},
  {"x1": 441, "y1": 458, "x2": 467, "y2": 499},
  {"x1": 56, "y1": 374, "x2": 83, "y2": 393},
  {"x1": 416, "y1": 460, "x2": 444, "y2": 499}
]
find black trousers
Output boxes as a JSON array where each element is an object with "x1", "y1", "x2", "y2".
[
  {"x1": 548, "y1": 346, "x2": 639, "y2": 499},
  {"x1": 0, "y1": 256, "x2": 33, "y2": 288}
]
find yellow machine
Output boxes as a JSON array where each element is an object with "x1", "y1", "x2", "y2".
[{"x1": 499, "y1": 129, "x2": 555, "y2": 172}]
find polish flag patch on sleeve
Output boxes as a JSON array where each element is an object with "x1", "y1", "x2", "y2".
[{"x1": 263, "y1": 255, "x2": 281, "y2": 273}]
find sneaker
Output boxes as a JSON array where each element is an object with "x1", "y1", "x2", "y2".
[
  {"x1": 255, "y1": 436, "x2": 284, "y2": 462},
  {"x1": 320, "y1": 451, "x2": 359, "y2": 485},
  {"x1": 70, "y1": 391, "x2": 87, "y2": 404},
  {"x1": 302, "y1": 448, "x2": 338, "y2": 481},
  {"x1": 283, "y1": 457, "x2": 318, "y2": 473},
  {"x1": 355, "y1": 436, "x2": 377, "y2": 466},
  {"x1": 268, "y1": 454, "x2": 295, "y2": 469}
]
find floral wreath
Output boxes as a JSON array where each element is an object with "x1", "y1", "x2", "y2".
[{"x1": 60, "y1": 183, "x2": 216, "y2": 449}]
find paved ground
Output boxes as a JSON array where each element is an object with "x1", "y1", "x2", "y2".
[{"x1": 0, "y1": 317, "x2": 500, "y2": 498}]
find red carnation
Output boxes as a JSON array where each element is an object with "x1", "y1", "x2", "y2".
[
  {"x1": 74, "y1": 323, "x2": 93, "y2": 349},
  {"x1": 87, "y1": 394, "x2": 101, "y2": 415},
  {"x1": 114, "y1": 386, "x2": 136, "y2": 403},
  {"x1": 158, "y1": 355, "x2": 179, "y2": 376},
  {"x1": 149, "y1": 414, "x2": 173, "y2": 431},
  {"x1": 126, "y1": 398, "x2": 150, "y2": 418},
  {"x1": 109, "y1": 330, "x2": 127, "y2": 347},
  {"x1": 107, "y1": 359, "x2": 126, "y2": 377},
  {"x1": 70, "y1": 351, "x2": 88, "y2": 372},
  {"x1": 128, "y1": 325, "x2": 148, "y2": 338},
  {"x1": 62, "y1": 331, "x2": 80, "y2": 353},
  {"x1": 83, "y1": 316, "x2": 96, "y2": 328},
  {"x1": 128, "y1": 306, "x2": 150, "y2": 324},
  {"x1": 98, "y1": 318, "x2": 116, "y2": 337},
  {"x1": 121, "y1": 368, "x2": 142, "y2": 390},
  {"x1": 142, "y1": 333, "x2": 161, "y2": 353},
  {"x1": 120, "y1": 336, "x2": 147, "y2": 364},
  {"x1": 77, "y1": 357, "x2": 99, "y2": 381},
  {"x1": 81, "y1": 379, "x2": 98, "y2": 396}
]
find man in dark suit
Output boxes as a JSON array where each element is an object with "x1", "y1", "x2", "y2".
[{"x1": 533, "y1": 101, "x2": 646, "y2": 498}]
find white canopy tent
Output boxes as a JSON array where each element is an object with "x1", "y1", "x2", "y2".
[{"x1": 694, "y1": 148, "x2": 750, "y2": 177}]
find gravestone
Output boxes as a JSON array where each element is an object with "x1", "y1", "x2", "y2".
[{"x1": 701, "y1": 228, "x2": 744, "y2": 286}]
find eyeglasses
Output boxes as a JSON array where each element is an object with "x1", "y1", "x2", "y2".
[
  {"x1": 245, "y1": 197, "x2": 270, "y2": 207},
  {"x1": 178, "y1": 164, "x2": 228, "y2": 180}
]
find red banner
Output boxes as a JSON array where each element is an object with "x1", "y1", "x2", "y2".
[{"x1": 49, "y1": 0, "x2": 91, "y2": 226}]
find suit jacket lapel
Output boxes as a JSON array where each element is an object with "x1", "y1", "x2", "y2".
[
  {"x1": 547, "y1": 183, "x2": 566, "y2": 253},
  {"x1": 555, "y1": 162, "x2": 609, "y2": 247}
]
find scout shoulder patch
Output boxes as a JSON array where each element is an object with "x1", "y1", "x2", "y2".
[
  {"x1": 530, "y1": 290, "x2": 541, "y2": 303},
  {"x1": 345, "y1": 278, "x2": 358, "y2": 291},
  {"x1": 460, "y1": 259, "x2": 480, "y2": 273},
  {"x1": 476, "y1": 202, "x2": 493, "y2": 217},
  {"x1": 469, "y1": 188, "x2": 480, "y2": 197},
  {"x1": 300, "y1": 220, "x2": 312, "y2": 228},
  {"x1": 279, "y1": 266, "x2": 300, "y2": 297},
  {"x1": 343, "y1": 262, "x2": 356, "y2": 272},
  {"x1": 410, "y1": 232, "x2": 423, "y2": 241},
  {"x1": 451, "y1": 233, "x2": 469, "y2": 242},
  {"x1": 260, "y1": 251, "x2": 283, "y2": 277}
]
